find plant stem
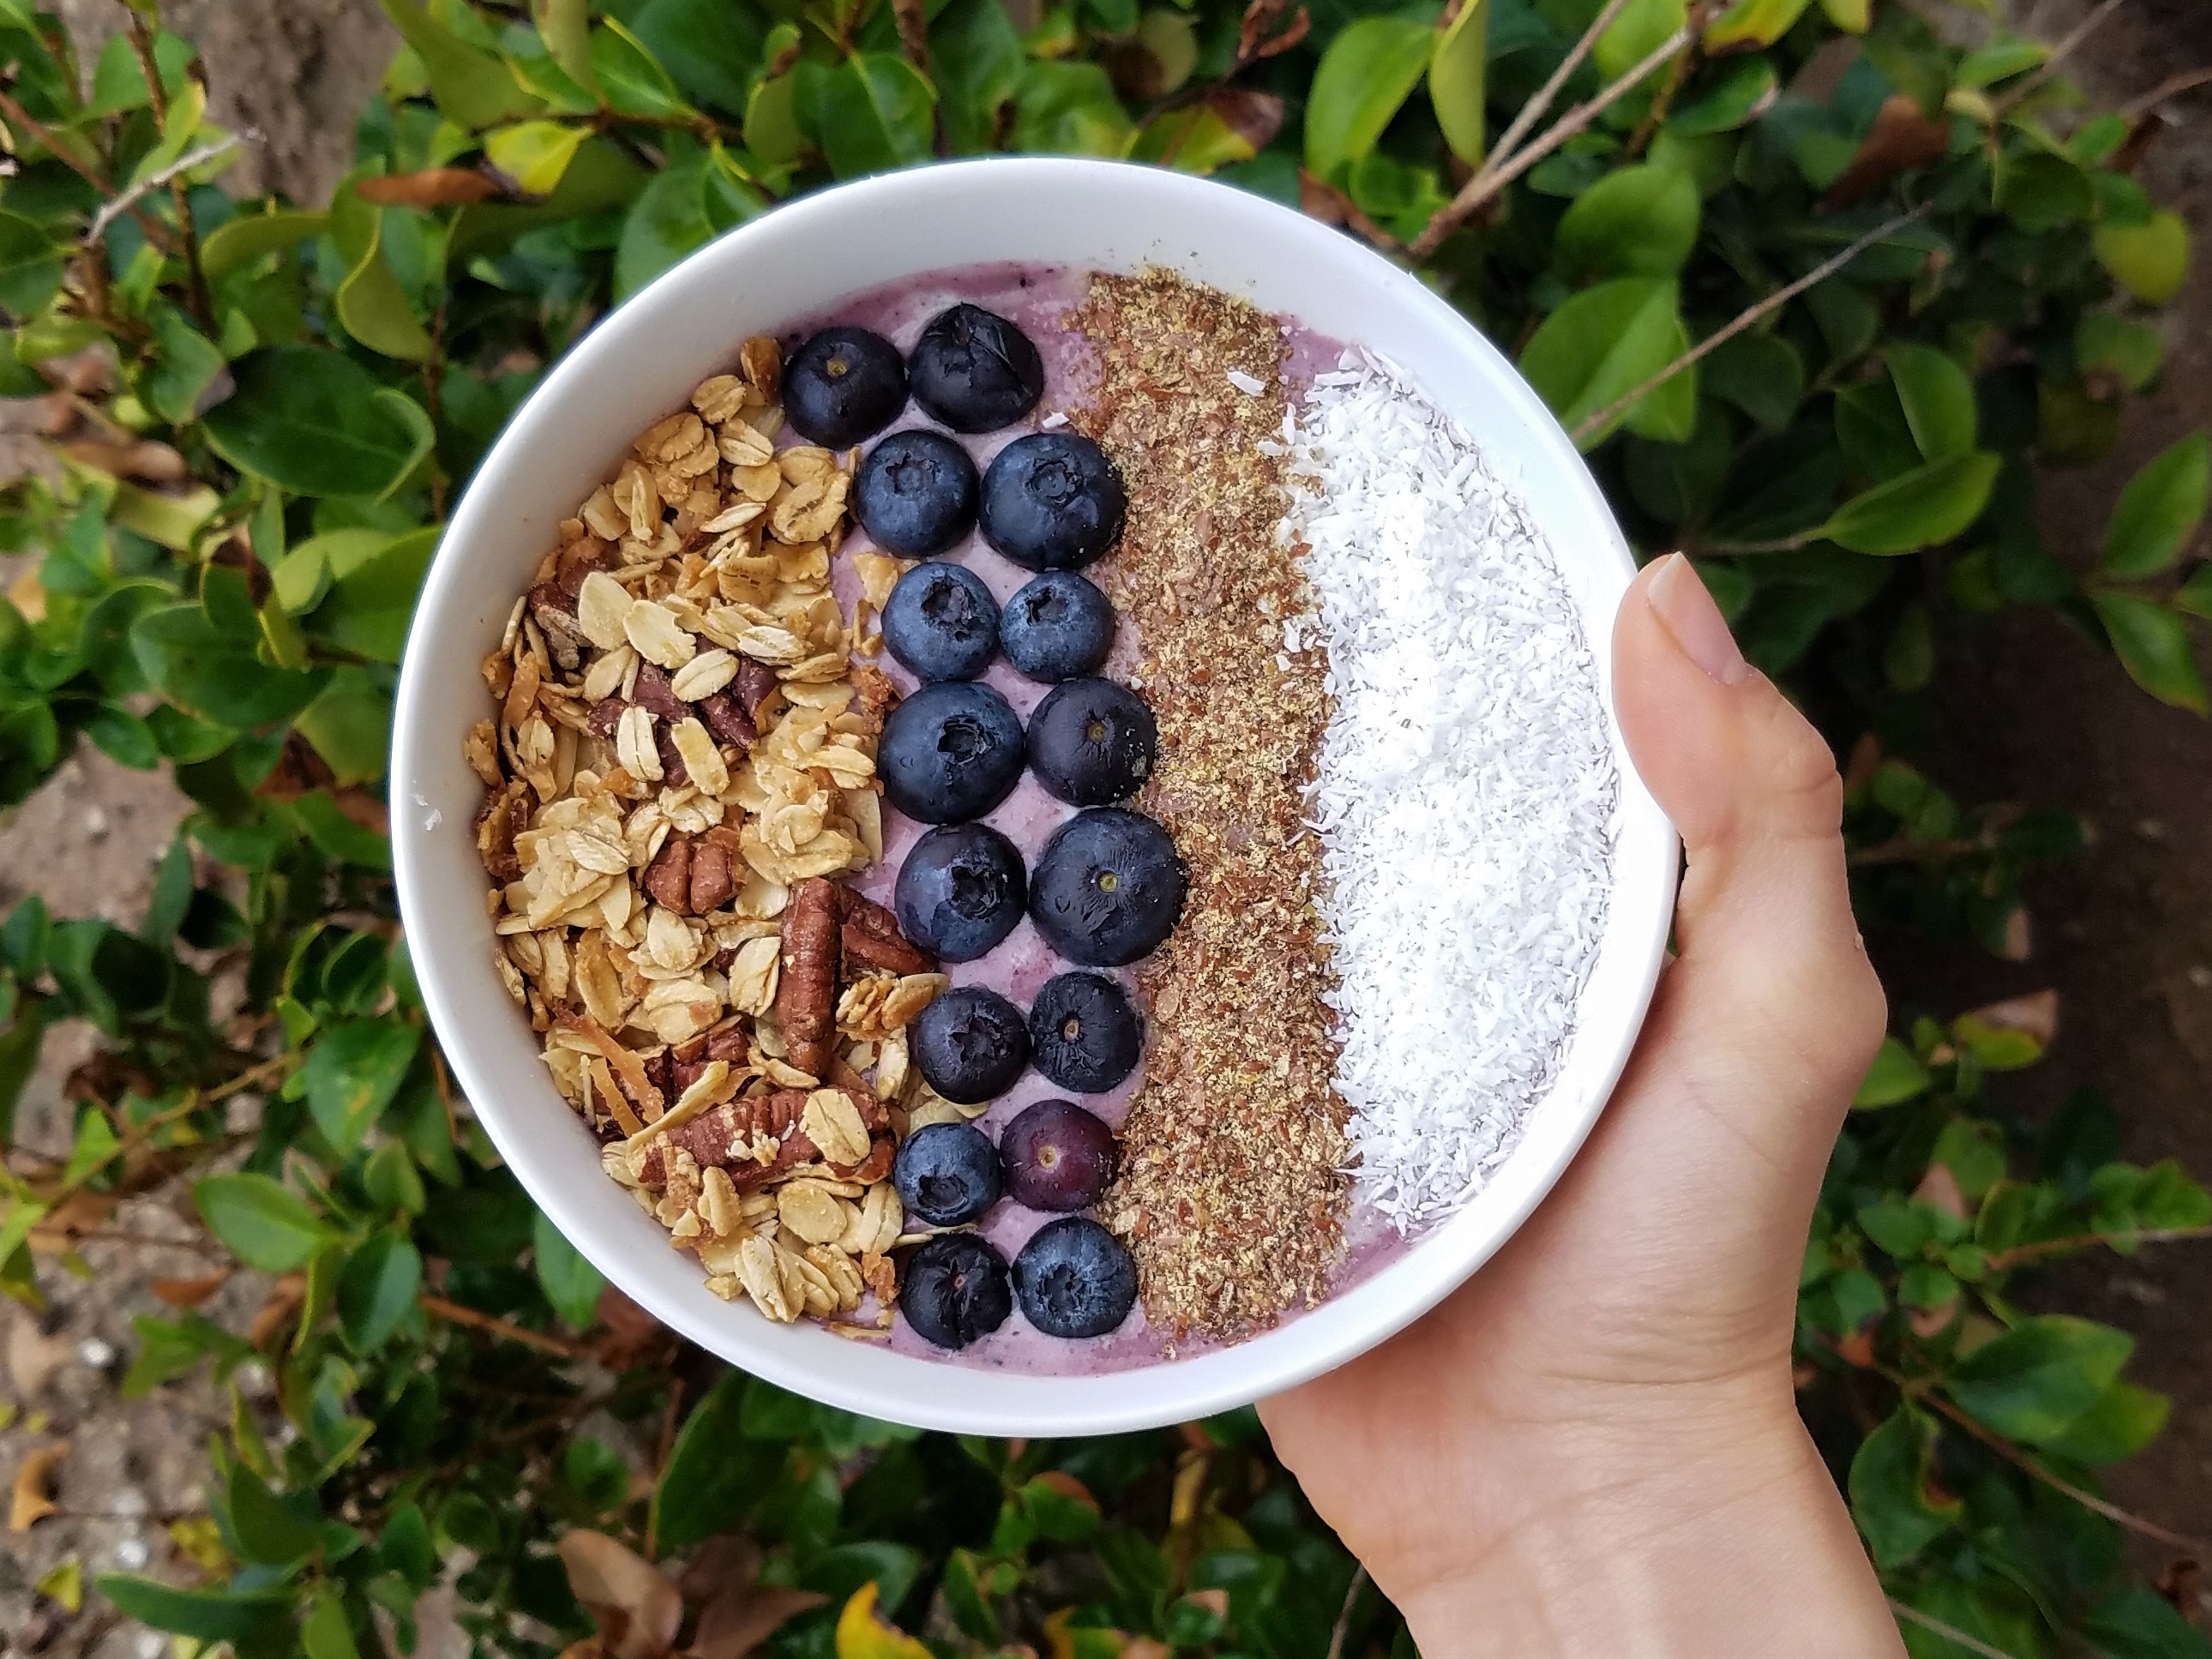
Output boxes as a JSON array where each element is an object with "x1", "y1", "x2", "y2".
[
  {"x1": 86, "y1": 135, "x2": 243, "y2": 247},
  {"x1": 1410, "y1": 13, "x2": 1707, "y2": 260},
  {"x1": 1569, "y1": 202, "x2": 1937, "y2": 444},
  {"x1": 2119, "y1": 63, "x2": 2212, "y2": 120},
  {"x1": 1887, "y1": 1601, "x2": 2021, "y2": 1659},
  {"x1": 1626, "y1": 27, "x2": 1699, "y2": 158},
  {"x1": 425, "y1": 301, "x2": 448, "y2": 522},
  {"x1": 0, "y1": 85, "x2": 179, "y2": 255},
  {"x1": 1995, "y1": 0, "x2": 2128, "y2": 114},
  {"x1": 1846, "y1": 833, "x2": 1994, "y2": 867},
  {"x1": 1483, "y1": 0, "x2": 1638, "y2": 184},
  {"x1": 1983, "y1": 1223, "x2": 2212, "y2": 1271},
  {"x1": 1925, "y1": 1393, "x2": 2209, "y2": 1552},
  {"x1": 419, "y1": 1293, "x2": 580, "y2": 1358},
  {"x1": 129, "y1": 14, "x2": 213, "y2": 329},
  {"x1": 1325, "y1": 1565, "x2": 1367, "y2": 1659}
]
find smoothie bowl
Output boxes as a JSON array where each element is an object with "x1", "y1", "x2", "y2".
[{"x1": 391, "y1": 158, "x2": 1676, "y2": 1434}]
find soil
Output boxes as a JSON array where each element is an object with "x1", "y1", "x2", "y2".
[{"x1": 2, "y1": 0, "x2": 2211, "y2": 1650}]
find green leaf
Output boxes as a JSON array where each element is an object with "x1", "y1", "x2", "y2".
[
  {"x1": 1554, "y1": 164, "x2": 1699, "y2": 280},
  {"x1": 1998, "y1": 150, "x2": 2094, "y2": 232},
  {"x1": 304, "y1": 1019, "x2": 421, "y2": 1155},
  {"x1": 0, "y1": 995, "x2": 46, "y2": 1143},
  {"x1": 194, "y1": 1172, "x2": 334, "y2": 1272},
  {"x1": 295, "y1": 670, "x2": 394, "y2": 788},
  {"x1": 2078, "y1": 1589, "x2": 2212, "y2": 1659},
  {"x1": 302, "y1": 1589, "x2": 362, "y2": 1659},
  {"x1": 2095, "y1": 209, "x2": 2191, "y2": 306},
  {"x1": 655, "y1": 1369, "x2": 770, "y2": 1550},
  {"x1": 1013, "y1": 61, "x2": 1132, "y2": 156},
  {"x1": 2101, "y1": 431, "x2": 2209, "y2": 578},
  {"x1": 331, "y1": 187, "x2": 433, "y2": 364},
  {"x1": 144, "y1": 304, "x2": 227, "y2": 425},
  {"x1": 2092, "y1": 591, "x2": 2209, "y2": 713},
  {"x1": 935, "y1": 0, "x2": 1025, "y2": 152},
  {"x1": 804, "y1": 1542, "x2": 925, "y2": 1615},
  {"x1": 339, "y1": 1229, "x2": 423, "y2": 1354},
  {"x1": 201, "y1": 208, "x2": 329, "y2": 283},
  {"x1": 378, "y1": 0, "x2": 546, "y2": 129},
  {"x1": 485, "y1": 120, "x2": 589, "y2": 195},
  {"x1": 1303, "y1": 17, "x2": 1434, "y2": 183},
  {"x1": 203, "y1": 346, "x2": 433, "y2": 499},
  {"x1": 1957, "y1": 34, "x2": 2047, "y2": 89},
  {"x1": 310, "y1": 526, "x2": 439, "y2": 661},
  {"x1": 1668, "y1": 58, "x2": 1776, "y2": 135},
  {"x1": 1600, "y1": 0, "x2": 1685, "y2": 76},
  {"x1": 0, "y1": 212, "x2": 67, "y2": 316},
  {"x1": 225, "y1": 1461, "x2": 322, "y2": 1565},
  {"x1": 1885, "y1": 344, "x2": 1976, "y2": 460},
  {"x1": 2041, "y1": 1379, "x2": 2172, "y2": 1464},
  {"x1": 1945, "y1": 1314, "x2": 2134, "y2": 1443},
  {"x1": 96, "y1": 1575, "x2": 292, "y2": 1641},
  {"x1": 1701, "y1": 0, "x2": 1810, "y2": 51},
  {"x1": 533, "y1": 0, "x2": 601, "y2": 99},
  {"x1": 804, "y1": 55, "x2": 935, "y2": 179},
  {"x1": 1848, "y1": 1408, "x2": 1958, "y2": 1568},
  {"x1": 1429, "y1": 0, "x2": 1488, "y2": 167},
  {"x1": 1820, "y1": 452, "x2": 2000, "y2": 555},
  {"x1": 127, "y1": 78, "x2": 207, "y2": 190},
  {"x1": 1702, "y1": 333, "x2": 1802, "y2": 431},
  {"x1": 131, "y1": 604, "x2": 331, "y2": 728},
  {"x1": 534, "y1": 1206, "x2": 604, "y2": 1331},
  {"x1": 615, "y1": 150, "x2": 718, "y2": 301},
  {"x1": 1518, "y1": 276, "x2": 1682, "y2": 450},
  {"x1": 2077, "y1": 311, "x2": 2163, "y2": 394},
  {"x1": 87, "y1": 704, "x2": 159, "y2": 770},
  {"x1": 592, "y1": 19, "x2": 694, "y2": 121}
]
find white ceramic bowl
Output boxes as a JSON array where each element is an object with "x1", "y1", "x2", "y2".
[{"x1": 392, "y1": 156, "x2": 1676, "y2": 1436}]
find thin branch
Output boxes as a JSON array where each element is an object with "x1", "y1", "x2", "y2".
[
  {"x1": 1983, "y1": 1223, "x2": 2212, "y2": 1271},
  {"x1": 1626, "y1": 25, "x2": 1700, "y2": 159},
  {"x1": 1925, "y1": 1394, "x2": 2210, "y2": 1553},
  {"x1": 2119, "y1": 63, "x2": 2212, "y2": 121},
  {"x1": 1410, "y1": 16, "x2": 1704, "y2": 260},
  {"x1": 85, "y1": 134, "x2": 244, "y2": 247},
  {"x1": 0, "y1": 85, "x2": 177, "y2": 255},
  {"x1": 1995, "y1": 0, "x2": 2127, "y2": 113},
  {"x1": 204, "y1": 1051, "x2": 296, "y2": 1104},
  {"x1": 1486, "y1": 0, "x2": 1638, "y2": 177},
  {"x1": 128, "y1": 15, "x2": 212, "y2": 328},
  {"x1": 419, "y1": 1293, "x2": 580, "y2": 1358},
  {"x1": 1888, "y1": 1601, "x2": 2021, "y2": 1659},
  {"x1": 1569, "y1": 203, "x2": 1937, "y2": 443},
  {"x1": 1325, "y1": 1565, "x2": 1368, "y2": 1659},
  {"x1": 1847, "y1": 833, "x2": 1994, "y2": 867}
]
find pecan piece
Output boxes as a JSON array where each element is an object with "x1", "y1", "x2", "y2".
[
  {"x1": 587, "y1": 695, "x2": 625, "y2": 737},
  {"x1": 689, "y1": 833, "x2": 736, "y2": 914},
  {"x1": 644, "y1": 835, "x2": 693, "y2": 912},
  {"x1": 732, "y1": 657, "x2": 780, "y2": 718},
  {"x1": 632, "y1": 662, "x2": 684, "y2": 720},
  {"x1": 639, "y1": 1087, "x2": 815, "y2": 1186},
  {"x1": 775, "y1": 877, "x2": 840, "y2": 1079},
  {"x1": 527, "y1": 582, "x2": 590, "y2": 671},
  {"x1": 695, "y1": 689, "x2": 758, "y2": 752},
  {"x1": 475, "y1": 780, "x2": 530, "y2": 883},
  {"x1": 838, "y1": 890, "x2": 936, "y2": 977}
]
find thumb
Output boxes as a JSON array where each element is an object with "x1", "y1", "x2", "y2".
[{"x1": 1611, "y1": 554, "x2": 1886, "y2": 1192}]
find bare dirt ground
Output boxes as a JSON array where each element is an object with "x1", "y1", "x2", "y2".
[{"x1": 2, "y1": 0, "x2": 2209, "y2": 1650}]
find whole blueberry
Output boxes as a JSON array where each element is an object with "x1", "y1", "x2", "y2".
[
  {"x1": 1030, "y1": 808, "x2": 1187, "y2": 967},
  {"x1": 913, "y1": 986, "x2": 1031, "y2": 1104},
  {"x1": 880, "y1": 682, "x2": 1025, "y2": 824},
  {"x1": 1027, "y1": 679, "x2": 1157, "y2": 806},
  {"x1": 1001, "y1": 1099, "x2": 1119, "y2": 1212},
  {"x1": 1013, "y1": 1217, "x2": 1137, "y2": 1338},
  {"x1": 899, "y1": 1232, "x2": 1013, "y2": 1349},
  {"x1": 881, "y1": 561, "x2": 999, "y2": 682},
  {"x1": 895, "y1": 823, "x2": 1027, "y2": 962},
  {"x1": 1000, "y1": 571, "x2": 1115, "y2": 682},
  {"x1": 784, "y1": 326, "x2": 906, "y2": 447},
  {"x1": 893, "y1": 1121, "x2": 1003, "y2": 1227},
  {"x1": 980, "y1": 433, "x2": 1127, "y2": 571},
  {"x1": 908, "y1": 304, "x2": 1046, "y2": 433},
  {"x1": 854, "y1": 429, "x2": 980, "y2": 557},
  {"x1": 1028, "y1": 971, "x2": 1143, "y2": 1094}
]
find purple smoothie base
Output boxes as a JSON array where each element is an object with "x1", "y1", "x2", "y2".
[{"x1": 794, "y1": 263, "x2": 1404, "y2": 1373}]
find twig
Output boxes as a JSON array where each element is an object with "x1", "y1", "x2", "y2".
[
  {"x1": 1983, "y1": 1223, "x2": 2212, "y2": 1271},
  {"x1": 1888, "y1": 1601, "x2": 2020, "y2": 1659},
  {"x1": 1847, "y1": 833, "x2": 1994, "y2": 867},
  {"x1": 42, "y1": 1226, "x2": 225, "y2": 1256},
  {"x1": 1484, "y1": 0, "x2": 1638, "y2": 182},
  {"x1": 2120, "y1": 64, "x2": 2212, "y2": 121},
  {"x1": 1925, "y1": 1393, "x2": 2209, "y2": 1553},
  {"x1": 1626, "y1": 25, "x2": 1700, "y2": 158},
  {"x1": 0, "y1": 85, "x2": 177, "y2": 255},
  {"x1": 1995, "y1": 0, "x2": 2127, "y2": 113},
  {"x1": 419, "y1": 1293, "x2": 580, "y2": 1358},
  {"x1": 1410, "y1": 15, "x2": 1704, "y2": 260},
  {"x1": 205, "y1": 1051, "x2": 295, "y2": 1104},
  {"x1": 1325, "y1": 1565, "x2": 1367, "y2": 1659},
  {"x1": 425, "y1": 300, "x2": 448, "y2": 521},
  {"x1": 85, "y1": 134, "x2": 244, "y2": 247},
  {"x1": 128, "y1": 15, "x2": 213, "y2": 328},
  {"x1": 1568, "y1": 203, "x2": 1936, "y2": 442}
]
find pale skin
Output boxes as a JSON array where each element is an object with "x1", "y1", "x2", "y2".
[{"x1": 1260, "y1": 554, "x2": 1907, "y2": 1658}]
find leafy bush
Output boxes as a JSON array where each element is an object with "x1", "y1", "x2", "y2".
[{"x1": 1, "y1": 1, "x2": 2209, "y2": 1656}]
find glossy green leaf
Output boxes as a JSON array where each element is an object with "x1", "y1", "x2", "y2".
[
  {"x1": 1554, "y1": 163, "x2": 1699, "y2": 279},
  {"x1": 310, "y1": 526, "x2": 439, "y2": 661},
  {"x1": 294, "y1": 670, "x2": 394, "y2": 787},
  {"x1": 1848, "y1": 1408, "x2": 1958, "y2": 1568},
  {"x1": 331, "y1": 186, "x2": 434, "y2": 363},
  {"x1": 0, "y1": 212, "x2": 66, "y2": 316},
  {"x1": 339, "y1": 1229, "x2": 423, "y2": 1354},
  {"x1": 1945, "y1": 1315, "x2": 2135, "y2": 1442},
  {"x1": 1886, "y1": 344, "x2": 1977, "y2": 460},
  {"x1": 592, "y1": 19, "x2": 694, "y2": 120},
  {"x1": 302, "y1": 1589, "x2": 362, "y2": 1659},
  {"x1": 485, "y1": 120, "x2": 588, "y2": 195},
  {"x1": 2095, "y1": 209, "x2": 2190, "y2": 305},
  {"x1": 1701, "y1": 333, "x2": 1802, "y2": 431},
  {"x1": 2076, "y1": 312, "x2": 2163, "y2": 394},
  {"x1": 144, "y1": 304, "x2": 227, "y2": 425},
  {"x1": 1430, "y1": 0, "x2": 1488, "y2": 166},
  {"x1": 1519, "y1": 277, "x2": 1683, "y2": 450},
  {"x1": 805, "y1": 54, "x2": 935, "y2": 180},
  {"x1": 131, "y1": 603, "x2": 331, "y2": 727},
  {"x1": 654, "y1": 1369, "x2": 765, "y2": 1551},
  {"x1": 202, "y1": 346, "x2": 433, "y2": 499},
  {"x1": 2041, "y1": 1379, "x2": 2172, "y2": 1464},
  {"x1": 935, "y1": 0, "x2": 1025, "y2": 153},
  {"x1": 226, "y1": 1462, "x2": 322, "y2": 1565},
  {"x1": 1999, "y1": 150, "x2": 2094, "y2": 232},
  {"x1": 1701, "y1": 0, "x2": 1810, "y2": 51},
  {"x1": 1598, "y1": 0, "x2": 1684, "y2": 77},
  {"x1": 1303, "y1": 17, "x2": 1434, "y2": 184},
  {"x1": 2101, "y1": 431, "x2": 2209, "y2": 578},
  {"x1": 1854, "y1": 1036, "x2": 1932, "y2": 1108},
  {"x1": 96, "y1": 1576, "x2": 292, "y2": 1641},
  {"x1": 533, "y1": 0, "x2": 601, "y2": 98},
  {"x1": 533, "y1": 1207, "x2": 604, "y2": 1331},
  {"x1": 304, "y1": 1019, "x2": 421, "y2": 1155},
  {"x1": 201, "y1": 207, "x2": 330, "y2": 282},
  {"x1": 2092, "y1": 591, "x2": 2209, "y2": 713},
  {"x1": 378, "y1": 0, "x2": 546, "y2": 129},
  {"x1": 193, "y1": 1172, "x2": 334, "y2": 1272},
  {"x1": 1821, "y1": 452, "x2": 2001, "y2": 555},
  {"x1": 1668, "y1": 58, "x2": 1776, "y2": 135}
]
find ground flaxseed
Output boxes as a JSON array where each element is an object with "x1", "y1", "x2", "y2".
[{"x1": 1072, "y1": 269, "x2": 1351, "y2": 1343}]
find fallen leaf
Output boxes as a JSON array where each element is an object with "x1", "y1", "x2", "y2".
[
  {"x1": 677, "y1": 1536, "x2": 762, "y2": 1607},
  {"x1": 1913, "y1": 1163, "x2": 1969, "y2": 1218},
  {"x1": 558, "y1": 1530, "x2": 683, "y2": 1659},
  {"x1": 357, "y1": 168, "x2": 503, "y2": 207},
  {"x1": 1820, "y1": 94, "x2": 1949, "y2": 210},
  {"x1": 151, "y1": 1269, "x2": 233, "y2": 1308},
  {"x1": 5, "y1": 1313, "x2": 77, "y2": 1397},
  {"x1": 688, "y1": 1585, "x2": 827, "y2": 1659},
  {"x1": 28, "y1": 1189, "x2": 117, "y2": 1253},
  {"x1": 34, "y1": 1557, "x2": 82, "y2": 1613},
  {"x1": 11, "y1": 1441, "x2": 69, "y2": 1531},
  {"x1": 249, "y1": 1273, "x2": 307, "y2": 1350},
  {"x1": 1963, "y1": 988, "x2": 2059, "y2": 1047}
]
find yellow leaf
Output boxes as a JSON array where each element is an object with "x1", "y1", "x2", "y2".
[
  {"x1": 110, "y1": 481, "x2": 220, "y2": 551},
  {"x1": 168, "y1": 1514, "x2": 231, "y2": 1573},
  {"x1": 834, "y1": 1584, "x2": 931, "y2": 1659},
  {"x1": 1817, "y1": 0, "x2": 1869, "y2": 30},
  {"x1": 10, "y1": 1440, "x2": 67, "y2": 1531},
  {"x1": 1702, "y1": 0, "x2": 1814, "y2": 51},
  {"x1": 34, "y1": 1557, "x2": 82, "y2": 1613},
  {"x1": 487, "y1": 120, "x2": 590, "y2": 196}
]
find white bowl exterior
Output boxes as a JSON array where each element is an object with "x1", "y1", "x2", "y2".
[{"x1": 392, "y1": 157, "x2": 1677, "y2": 1436}]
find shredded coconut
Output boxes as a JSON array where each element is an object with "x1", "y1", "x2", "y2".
[
  {"x1": 1039, "y1": 409, "x2": 1070, "y2": 430},
  {"x1": 1274, "y1": 352, "x2": 1618, "y2": 1230},
  {"x1": 1225, "y1": 368, "x2": 1265, "y2": 396}
]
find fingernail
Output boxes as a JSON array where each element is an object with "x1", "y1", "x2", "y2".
[{"x1": 1645, "y1": 554, "x2": 1748, "y2": 686}]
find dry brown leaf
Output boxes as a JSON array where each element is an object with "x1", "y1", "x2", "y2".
[
  {"x1": 557, "y1": 1529, "x2": 683, "y2": 1659},
  {"x1": 10, "y1": 1442, "x2": 68, "y2": 1532},
  {"x1": 5, "y1": 1313, "x2": 76, "y2": 1397},
  {"x1": 249, "y1": 1273, "x2": 308, "y2": 1351},
  {"x1": 1963, "y1": 988, "x2": 2059, "y2": 1047},
  {"x1": 688, "y1": 1586, "x2": 828, "y2": 1659},
  {"x1": 1820, "y1": 94, "x2": 1949, "y2": 210},
  {"x1": 358, "y1": 168, "x2": 502, "y2": 207},
  {"x1": 150, "y1": 1269, "x2": 233, "y2": 1308},
  {"x1": 1913, "y1": 1163, "x2": 1968, "y2": 1219}
]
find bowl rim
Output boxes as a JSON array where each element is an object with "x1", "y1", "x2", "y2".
[{"x1": 392, "y1": 155, "x2": 1678, "y2": 1434}]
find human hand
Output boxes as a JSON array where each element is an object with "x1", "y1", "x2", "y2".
[{"x1": 1259, "y1": 554, "x2": 1903, "y2": 1658}]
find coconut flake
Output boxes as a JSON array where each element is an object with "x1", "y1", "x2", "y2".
[
  {"x1": 1282, "y1": 351, "x2": 1617, "y2": 1232},
  {"x1": 1226, "y1": 368, "x2": 1266, "y2": 396}
]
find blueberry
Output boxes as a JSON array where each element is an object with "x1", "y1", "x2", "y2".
[
  {"x1": 899, "y1": 1232, "x2": 1013, "y2": 1349},
  {"x1": 1027, "y1": 679, "x2": 1156, "y2": 806},
  {"x1": 913, "y1": 986, "x2": 1031, "y2": 1104},
  {"x1": 1028, "y1": 971, "x2": 1142, "y2": 1094},
  {"x1": 784, "y1": 326, "x2": 905, "y2": 447},
  {"x1": 895, "y1": 823, "x2": 1027, "y2": 962},
  {"x1": 1000, "y1": 571, "x2": 1115, "y2": 682},
  {"x1": 1001, "y1": 1099, "x2": 1118, "y2": 1213},
  {"x1": 879, "y1": 682, "x2": 1025, "y2": 824},
  {"x1": 893, "y1": 1121, "x2": 1003, "y2": 1227},
  {"x1": 980, "y1": 433, "x2": 1127, "y2": 571},
  {"x1": 881, "y1": 562, "x2": 998, "y2": 682},
  {"x1": 1013, "y1": 1217, "x2": 1137, "y2": 1338},
  {"x1": 1030, "y1": 808, "x2": 1187, "y2": 967},
  {"x1": 908, "y1": 304, "x2": 1046, "y2": 433},
  {"x1": 855, "y1": 430, "x2": 980, "y2": 557}
]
